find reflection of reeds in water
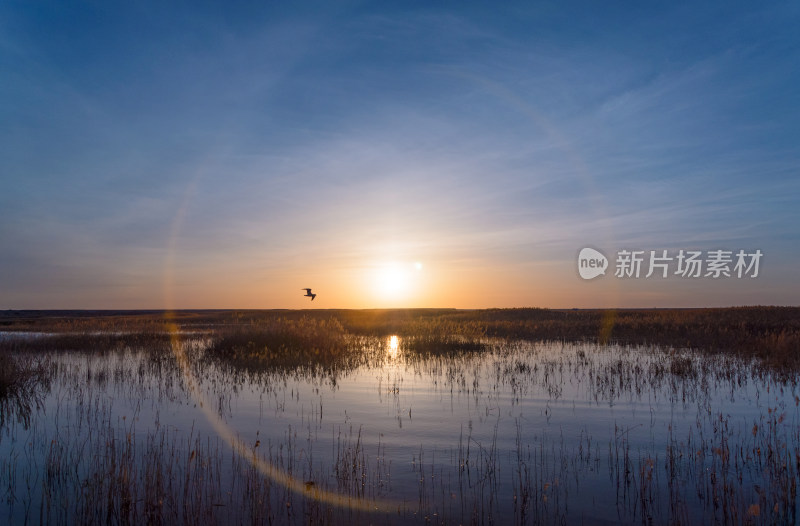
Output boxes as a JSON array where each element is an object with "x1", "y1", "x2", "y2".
[{"x1": 0, "y1": 353, "x2": 49, "y2": 428}]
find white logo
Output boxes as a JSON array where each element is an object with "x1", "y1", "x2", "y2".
[
  {"x1": 577, "y1": 247, "x2": 762, "y2": 280},
  {"x1": 578, "y1": 248, "x2": 608, "y2": 280}
]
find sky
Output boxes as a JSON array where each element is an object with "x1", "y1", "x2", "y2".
[{"x1": 1, "y1": 1, "x2": 799, "y2": 309}]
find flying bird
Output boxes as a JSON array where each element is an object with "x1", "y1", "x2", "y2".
[{"x1": 302, "y1": 288, "x2": 316, "y2": 301}]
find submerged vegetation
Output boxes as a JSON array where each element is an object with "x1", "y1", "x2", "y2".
[{"x1": 0, "y1": 307, "x2": 798, "y2": 524}]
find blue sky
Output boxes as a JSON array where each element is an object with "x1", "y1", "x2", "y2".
[{"x1": 1, "y1": 1, "x2": 798, "y2": 308}]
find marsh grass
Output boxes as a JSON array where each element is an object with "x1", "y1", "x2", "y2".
[
  {"x1": 201, "y1": 316, "x2": 374, "y2": 382},
  {"x1": 196, "y1": 306, "x2": 799, "y2": 372},
  {"x1": 3, "y1": 307, "x2": 797, "y2": 369},
  {"x1": 469, "y1": 307, "x2": 800, "y2": 370},
  {"x1": 393, "y1": 316, "x2": 488, "y2": 356}
]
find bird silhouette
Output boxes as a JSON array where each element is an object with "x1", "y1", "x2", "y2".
[{"x1": 302, "y1": 288, "x2": 316, "y2": 301}]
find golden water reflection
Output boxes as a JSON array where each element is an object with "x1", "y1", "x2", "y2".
[{"x1": 388, "y1": 335, "x2": 399, "y2": 359}]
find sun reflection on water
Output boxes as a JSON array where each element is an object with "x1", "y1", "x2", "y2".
[{"x1": 388, "y1": 335, "x2": 399, "y2": 359}]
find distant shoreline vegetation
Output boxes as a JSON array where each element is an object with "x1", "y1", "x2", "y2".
[{"x1": 2, "y1": 306, "x2": 798, "y2": 367}]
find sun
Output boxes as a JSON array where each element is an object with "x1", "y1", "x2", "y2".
[
  {"x1": 371, "y1": 261, "x2": 423, "y2": 303},
  {"x1": 376, "y1": 263, "x2": 410, "y2": 297}
]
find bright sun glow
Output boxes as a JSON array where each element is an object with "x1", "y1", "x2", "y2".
[
  {"x1": 378, "y1": 264, "x2": 409, "y2": 296},
  {"x1": 371, "y1": 261, "x2": 423, "y2": 303}
]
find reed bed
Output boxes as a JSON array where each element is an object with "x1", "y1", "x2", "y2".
[
  {"x1": 204, "y1": 316, "x2": 359, "y2": 376},
  {"x1": 3, "y1": 307, "x2": 797, "y2": 367}
]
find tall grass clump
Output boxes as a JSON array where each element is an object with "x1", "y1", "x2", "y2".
[
  {"x1": 396, "y1": 316, "x2": 488, "y2": 356},
  {"x1": 205, "y1": 316, "x2": 360, "y2": 375}
]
